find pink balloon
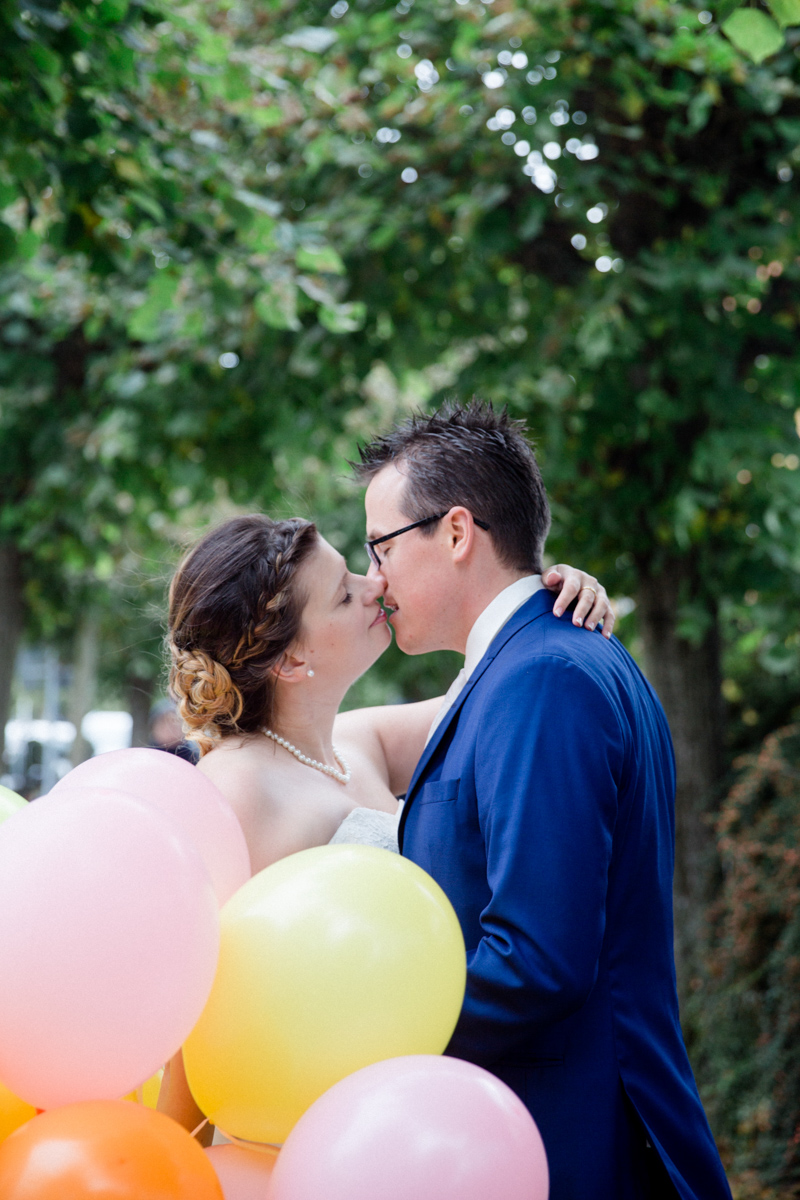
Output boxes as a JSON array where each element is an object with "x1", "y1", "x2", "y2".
[
  {"x1": 206, "y1": 1145, "x2": 277, "y2": 1199},
  {"x1": 0, "y1": 787, "x2": 219, "y2": 1110},
  {"x1": 268, "y1": 1055, "x2": 548, "y2": 1200},
  {"x1": 51, "y1": 749, "x2": 250, "y2": 905}
]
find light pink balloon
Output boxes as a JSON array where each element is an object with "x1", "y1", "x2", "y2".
[
  {"x1": 268, "y1": 1055, "x2": 549, "y2": 1200},
  {"x1": 206, "y1": 1144, "x2": 277, "y2": 1199},
  {"x1": 51, "y1": 748, "x2": 250, "y2": 905},
  {"x1": 0, "y1": 787, "x2": 220, "y2": 1110}
]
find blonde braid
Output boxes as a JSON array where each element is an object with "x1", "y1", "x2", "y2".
[{"x1": 169, "y1": 646, "x2": 244, "y2": 757}]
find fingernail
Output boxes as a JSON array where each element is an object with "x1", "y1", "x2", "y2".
[
  {"x1": 575, "y1": 618, "x2": 583, "y2": 627},
  {"x1": 586, "y1": 622, "x2": 594, "y2": 631},
  {"x1": 554, "y1": 607, "x2": 562, "y2": 617}
]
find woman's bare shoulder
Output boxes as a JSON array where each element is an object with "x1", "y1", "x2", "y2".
[
  {"x1": 195, "y1": 740, "x2": 342, "y2": 872},
  {"x1": 197, "y1": 741, "x2": 283, "y2": 820}
]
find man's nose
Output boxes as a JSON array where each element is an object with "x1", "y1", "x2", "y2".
[{"x1": 365, "y1": 562, "x2": 387, "y2": 598}]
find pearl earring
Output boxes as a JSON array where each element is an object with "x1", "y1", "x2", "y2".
[{"x1": 307, "y1": 669, "x2": 315, "y2": 678}]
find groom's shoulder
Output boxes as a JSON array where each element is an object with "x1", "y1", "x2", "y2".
[{"x1": 492, "y1": 599, "x2": 645, "y2": 695}]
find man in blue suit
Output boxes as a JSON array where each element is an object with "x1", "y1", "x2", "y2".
[{"x1": 358, "y1": 402, "x2": 731, "y2": 1200}]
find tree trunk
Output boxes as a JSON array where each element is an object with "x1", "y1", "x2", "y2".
[
  {"x1": 0, "y1": 545, "x2": 24, "y2": 768},
  {"x1": 68, "y1": 613, "x2": 100, "y2": 767},
  {"x1": 636, "y1": 563, "x2": 724, "y2": 1000},
  {"x1": 127, "y1": 675, "x2": 155, "y2": 749}
]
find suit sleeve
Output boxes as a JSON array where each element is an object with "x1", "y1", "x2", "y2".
[{"x1": 445, "y1": 653, "x2": 625, "y2": 1067}]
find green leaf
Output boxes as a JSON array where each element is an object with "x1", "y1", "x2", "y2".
[
  {"x1": 222, "y1": 65, "x2": 252, "y2": 103},
  {"x1": 128, "y1": 271, "x2": 180, "y2": 342},
  {"x1": 688, "y1": 89, "x2": 714, "y2": 134},
  {"x1": 296, "y1": 245, "x2": 346, "y2": 275},
  {"x1": 95, "y1": 0, "x2": 130, "y2": 22},
  {"x1": 0, "y1": 223, "x2": 16, "y2": 264},
  {"x1": 246, "y1": 106, "x2": 285, "y2": 130},
  {"x1": 368, "y1": 224, "x2": 397, "y2": 251},
  {"x1": 242, "y1": 214, "x2": 277, "y2": 254},
  {"x1": 254, "y1": 279, "x2": 301, "y2": 331},
  {"x1": 114, "y1": 157, "x2": 145, "y2": 184},
  {"x1": 195, "y1": 31, "x2": 230, "y2": 65},
  {"x1": 28, "y1": 42, "x2": 61, "y2": 75},
  {"x1": 722, "y1": 9, "x2": 784, "y2": 62},
  {"x1": 319, "y1": 301, "x2": 366, "y2": 334},
  {"x1": 127, "y1": 190, "x2": 166, "y2": 223},
  {"x1": 16, "y1": 230, "x2": 39, "y2": 261},
  {"x1": 715, "y1": 0, "x2": 742, "y2": 22},
  {"x1": 767, "y1": 0, "x2": 800, "y2": 28}
]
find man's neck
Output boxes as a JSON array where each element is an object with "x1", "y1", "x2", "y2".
[{"x1": 451, "y1": 568, "x2": 535, "y2": 656}]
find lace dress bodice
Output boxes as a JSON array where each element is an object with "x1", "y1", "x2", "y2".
[{"x1": 327, "y1": 806, "x2": 400, "y2": 854}]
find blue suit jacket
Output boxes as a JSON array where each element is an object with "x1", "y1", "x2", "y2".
[{"x1": 401, "y1": 591, "x2": 731, "y2": 1200}]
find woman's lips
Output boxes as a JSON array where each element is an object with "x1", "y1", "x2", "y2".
[{"x1": 370, "y1": 604, "x2": 397, "y2": 628}]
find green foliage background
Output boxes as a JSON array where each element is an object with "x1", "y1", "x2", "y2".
[{"x1": 3, "y1": 0, "x2": 800, "y2": 1191}]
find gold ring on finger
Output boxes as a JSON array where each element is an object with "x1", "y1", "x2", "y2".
[{"x1": 580, "y1": 586, "x2": 598, "y2": 598}]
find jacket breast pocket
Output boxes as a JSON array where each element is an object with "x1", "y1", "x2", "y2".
[{"x1": 415, "y1": 778, "x2": 460, "y2": 805}]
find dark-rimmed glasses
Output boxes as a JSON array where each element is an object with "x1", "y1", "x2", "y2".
[{"x1": 365, "y1": 511, "x2": 490, "y2": 569}]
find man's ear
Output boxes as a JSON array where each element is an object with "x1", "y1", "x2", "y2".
[
  {"x1": 446, "y1": 507, "x2": 477, "y2": 564},
  {"x1": 271, "y1": 651, "x2": 308, "y2": 684}
]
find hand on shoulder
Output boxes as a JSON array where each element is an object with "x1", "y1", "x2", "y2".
[{"x1": 543, "y1": 564, "x2": 615, "y2": 638}]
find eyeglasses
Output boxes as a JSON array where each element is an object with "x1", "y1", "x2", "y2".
[{"x1": 365, "y1": 511, "x2": 490, "y2": 569}]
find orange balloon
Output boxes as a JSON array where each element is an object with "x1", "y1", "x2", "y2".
[{"x1": 0, "y1": 1099, "x2": 223, "y2": 1199}]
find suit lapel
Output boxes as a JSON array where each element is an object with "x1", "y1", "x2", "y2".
[{"x1": 400, "y1": 589, "x2": 555, "y2": 844}]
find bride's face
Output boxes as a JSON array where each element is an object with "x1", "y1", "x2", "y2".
[{"x1": 291, "y1": 536, "x2": 391, "y2": 688}]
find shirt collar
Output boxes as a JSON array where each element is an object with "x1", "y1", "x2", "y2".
[{"x1": 463, "y1": 574, "x2": 544, "y2": 679}]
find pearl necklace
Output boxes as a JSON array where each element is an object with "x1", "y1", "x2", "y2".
[{"x1": 261, "y1": 728, "x2": 351, "y2": 785}]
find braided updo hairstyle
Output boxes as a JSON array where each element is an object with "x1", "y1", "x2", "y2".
[{"x1": 168, "y1": 515, "x2": 318, "y2": 756}]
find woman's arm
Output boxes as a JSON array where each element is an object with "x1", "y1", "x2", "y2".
[
  {"x1": 158, "y1": 1050, "x2": 214, "y2": 1147},
  {"x1": 335, "y1": 696, "x2": 443, "y2": 796}
]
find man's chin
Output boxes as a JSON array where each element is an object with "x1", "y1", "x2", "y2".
[{"x1": 392, "y1": 622, "x2": 429, "y2": 656}]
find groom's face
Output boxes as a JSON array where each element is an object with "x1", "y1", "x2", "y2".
[{"x1": 364, "y1": 464, "x2": 455, "y2": 655}]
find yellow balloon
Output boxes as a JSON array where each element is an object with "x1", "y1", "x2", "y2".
[
  {"x1": 123, "y1": 1067, "x2": 164, "y2": 1108},
  {"x1": 0, "y1": 1077, "x2": 36, "y2": 1143},
  {"x1": 0, "y1": 786, "x2": 26, "y2": 829},
  {"x1": 183, "y1": 845, "x2": 466, "y2": 1145}
]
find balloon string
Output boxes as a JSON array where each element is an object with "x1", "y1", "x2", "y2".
[
  {"x1": 215, "y1": 1128, "x2": 283, "y2": 1157},
  {"x1": 190, "y1": 1117, "x2": 209, "y2": 1139}
]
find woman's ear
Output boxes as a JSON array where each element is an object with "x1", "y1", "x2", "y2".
[{"x1": 271, "y1": 652, "x2": 308, "y2": 684}]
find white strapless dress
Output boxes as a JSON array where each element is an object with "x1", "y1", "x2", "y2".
[{"x1": 327, "y1": 805, "x2": 400, "y2": 853}]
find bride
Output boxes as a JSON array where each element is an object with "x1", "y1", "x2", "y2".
[{"x1": 158, "y1": 512, "x2": 613, "y2": 1136}]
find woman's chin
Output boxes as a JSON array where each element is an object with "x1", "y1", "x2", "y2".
[
  {"x1": 369, "y1": 622, "x2": 393, "y2": 658},
  {"x1": 345, "y1": 628, "x2": 393, "y2": 690}
]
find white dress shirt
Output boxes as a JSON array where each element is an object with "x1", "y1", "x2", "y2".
[{"x1": 425, "y1": 574, "x2": 544, "y2": 743}]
